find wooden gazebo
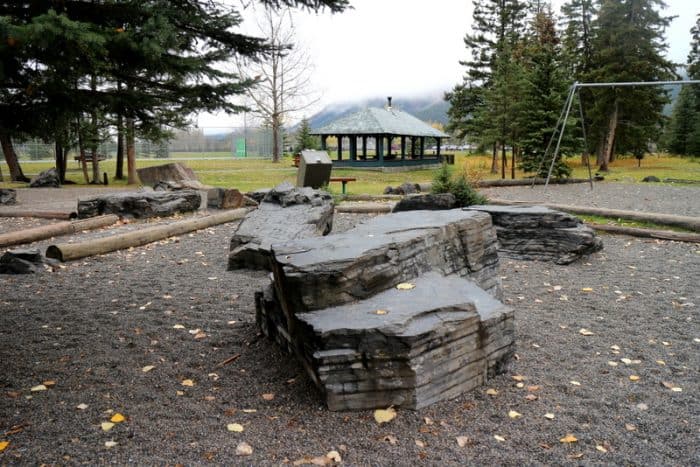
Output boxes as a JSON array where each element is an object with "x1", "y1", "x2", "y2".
[{"x1": 310, "y1": 98, "x2": 450, "y2": 168}]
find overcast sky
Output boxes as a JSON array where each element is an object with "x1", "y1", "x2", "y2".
[{"x1": 198, "y1": 0, "x2": 698, "y2": 129}]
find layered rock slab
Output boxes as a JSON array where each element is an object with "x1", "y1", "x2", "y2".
[
  {"x1": 228, "y1": 183, "x2": 334, "y2": 270},
  {"x1": 271, "y1": 209, "x2": 501, "y2": 314},
  {"x1": 293, "y1": 272, "x2": 514, "y2": 411},
  {"x1": 77, "y1": 190, "x2": 201, "y2": 219},
  {"x1": 466, "y1": 205, "x2": 603, "y2": 264}
]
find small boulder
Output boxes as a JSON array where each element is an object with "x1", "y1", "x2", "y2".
[
  {"x1": 137, "y1": 163, "x2": 197, "y2": 186},
  {"x1": 0, "y1": 188, "x2": 17, "y2": 205},
  {"x1": 642, "y1": 175, "x2": 660, "y2": 183},
  {"x1": 29, "y1": 168, "x2": 60, "y2": 188},
  {"x1": 0, "y1": 249, "x2": 54, "y2": 274},
  {"x1": 392, "y1": 193, "x2": 457, "y2": 212}
]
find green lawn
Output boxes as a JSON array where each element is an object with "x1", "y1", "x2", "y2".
[{"x1": 2, "y1": 153, "x2": 699, "y2": 194}]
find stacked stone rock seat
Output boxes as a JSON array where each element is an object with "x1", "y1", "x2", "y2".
[
  {"x1": 77, "y1": 190, "x2": 201, "y2": 219},
  {"x1": 253, "y1": 208, "x2": 514, "y2": 410},
  {"x1": 466, "y1": 205, "x2": 603, "y2": 264}
]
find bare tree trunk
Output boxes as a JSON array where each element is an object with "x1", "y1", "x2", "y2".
[
  {"x1": 90, "y1": 75, "x2": 101, "y2": 184},
  {"x1": 0, "y1": 130, "x2": 29, "y2": 182},
  {"x1": 55, "y1": 142, "x2": 64, "y2": 183},
  {"x1": 511, "y1": 146, "x2": 516, "y2": 180},
  {"x1": 115, "y1": 114, "x2": 124, "y2": 180},
  {"x1": 501, "y1": 142, "x2": 506, "y2": 179},
  {"x1": 272, "y1": 113, "x2": 281, "y2": 163},
  {"x1": 126, "y1": 118, "x2": 137, "y2": 184},
  {"x1": 490, "y1": 143, "x2": 499, "y2": 174},
  {"x1": 77, "y1": 119, "x2": 90, "y2": 184},
  {"x1": 599, "y1": 99, "x2": 618, "y2": 172}
]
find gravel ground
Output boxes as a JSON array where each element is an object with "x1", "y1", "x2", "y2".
[{"x1": 0, "y1": 184, "x2": 698, "y2": 465}]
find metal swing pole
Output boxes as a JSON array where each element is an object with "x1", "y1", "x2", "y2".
[
  {"x1": 531, "y1": 83, "x2": 577, "y2": 188},
  {"x1": 576, "y1": 88, "x2": 594, "y2": 190},
  {"x1": 544, "y1": 83, "x2": 577, "y2": 190}
]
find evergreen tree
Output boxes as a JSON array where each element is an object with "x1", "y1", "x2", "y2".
[
  {"x1": 686, "y1": 14, "x2": 700, "y2": 156},
  {"x1": 518, "y1": 7, "x2": 573, "y2": 179},
  {"x1": 294, "y1": 118, "x2": 318, "y2": 153},
  {"x1": 665, "y1": 86, "x2": 697, "y2": 155},
  {"x1": 585, "y1": 0, "x2": 676, "y2": 171}
]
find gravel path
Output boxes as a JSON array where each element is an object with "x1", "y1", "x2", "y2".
[{"x1": 0, "y1": 184, "x2": 698, "y2": 465}]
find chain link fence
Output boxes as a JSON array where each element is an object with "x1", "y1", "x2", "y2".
[{"x1": 11, "y1": 127, "x2": 277, "y2": 161}]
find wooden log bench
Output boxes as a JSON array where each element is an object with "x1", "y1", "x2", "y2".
[
  {"x1": 329, "y1": 177, "x2": 356, "y2": 194},
  {"x1": 74, "y1": 154, "x2": 107, "y2": 164}
]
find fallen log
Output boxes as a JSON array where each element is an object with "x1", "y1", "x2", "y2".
[
  {"x1": 588, "y1": 223, "x2": 700, "y2": 243},
  {"x1": 0, "y1": 210, "x2": 77, "y2": 220},
  {"x1": 0, "y1": 214, "x2": 119, "y2": 248},
  {"x1": 488, "y1": 198, "x2": 700, "y2": 232},
  {"x1": 475, "y1": 178, "x2": 592, "y2": 188},
  {"x1": 335, "y1": 202, "x2": 394, "y2": 213},
  {"x1": 46, "y1": 208, "x2": 248, "y2": 262}
]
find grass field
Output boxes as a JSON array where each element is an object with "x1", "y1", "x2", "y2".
[{"x1": 2, "y1": 152, "x2": 699, "y2": 194}]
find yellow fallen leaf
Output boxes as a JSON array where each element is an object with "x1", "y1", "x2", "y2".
[
  {"x1": 656, "y1": 360, "x2": 666, "y2": 366},
  {"x1": 326, "y1": 450, "x2": 342, "y2": 463},
  {"x1": 508, "y1": 410, "x2": 522, "y2": 419},
  {"x1": 43, "y1": 380, "x2": 57, "y2": 388},
  {"x1": 544, "y1": 413, "x2": 555, "y2": 420},
  {"x1": 511, "y1": 375, "x2": 525, "y2": 382},
  {"x1": 374, "y1": 309, "x2": 388, "y2": 315},
  {"x1": 579, "y1": 328, "x2": 594, "y2": 336},
  {"x1": 0, "y1": 441, "x2": 9, "y2": 452},
  {"x1": 101, "y1": 422, "x2": 115, "y2": 432},
  {"x1": 486, "y1": 388, "x2": 499, "y2": 396},
  {"x1": 396, "y1": 283, "x2": 415, "y2": 290},
  {"x1": 181, "y1": 379, "x2": 195, "y2": 387},
  {"x1": 76, "y1": 403, "x2": 88, "y2": 410},
  {"x1": 570, "y1": 381, "x2": 581, "y2": 386},
  {"x1": 516, "y1": 382, "x2": 524, "y2": 389},
  {"x1": 374, "y1": 407, "x2": 397, "y2": 424},
  {"x1": 608, "y1": 361, "x2": 618, "y2": 367},
  {"x1": 456, "y1": 436, "x2": 470, "y2": 447},
  {"x1": 596, "y1": 444, "x2": 608, "y2": 453},
  {"x1": 415, "y1": 439, "x2": 426, "y2": 448},
  {"x1": 141, "y1": 365, "x2": 155, "y2": 373},
  {"x1": 493, "y1": 435, "x2": 506, "y2": 442},
  {"x1": 610, "y1": 345, "x2": 621, "y2": 351},
  {"x1": 104, "y1": 440, "x2": 118, "y2": 448},
  {"x1": 262, "y1": 393, "x2": 275, "y2": 401},
  {"x1": 111, "y1": 413, "x2": 125, "y2": 423},
  {"x1": 235, "y1": 442, "x2": 253, "y2": 456},
  {"x1": 581, "y1": 287, "x2": 593, "y2": 292},
  {"x1": 173, "y1": 324, "x2": 185, "y2": 329},
  {"x1": 629, "y1": 375, "x2": 640, "y2": 382},
  {"x1": 30, "y1": 384, "x2": 48, "y2": 392},
  {"x1": 227, "y1": 423, "x2": 244, "y2": 433},
  {"x1": 621, "y1": 358, "x2": 632, "y2": 365},
  {"x1": 242, "y1": 409, "x2": 257, "y2": 413},
  {"x1": 671, "y1": 387, "x2": 683, "y2": 392},
  {"x1": 560, "y1": 434, "x2": 578, "y2": 443}
]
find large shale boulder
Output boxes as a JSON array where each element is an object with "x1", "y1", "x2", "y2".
[
  {"x1": 0, "y1": 188, "x2": 17, "y2": 205},
  {"x1": 0, "y1": 249, "x2": 55, "y2": 274},
  {"x1": 466, "y1": 205, "x2": 603, "y2": 264},
  {"x1": 228, "y1": 182, "x2": 334, "y2": 270},
  {"x1": 136, "y1": 163, "x2": 198, "y2": 187},
  {"x1": 29, "y1": 168, "x2": 60, "y2": 188},
  {"x1": 392, "y1": 193, "x2": 457, "y2": 212},
  {"x1": 254, "y1": 208, "x2": 514, "y2": 411},
  {"x1": 77, "y1": 190, "x2": 201, "y2": 219}
]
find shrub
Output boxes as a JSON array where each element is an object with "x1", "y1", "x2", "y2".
[{"x1": 431, "y1": 163, "x2": 487, "y2": 207}]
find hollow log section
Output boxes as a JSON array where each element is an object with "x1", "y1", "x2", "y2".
[
  {"x1": 47, "y1": 208, "x2": 248, "y2": 261},
  {"x1": 0, "y1": 215, "x2": 119, "y2": 248}
]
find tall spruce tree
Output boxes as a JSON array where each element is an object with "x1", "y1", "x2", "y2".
[
  {"x1": 586, "y1": 0, "x2": 676, "y2": 171},
  {"x1": 518, "y1": 7, "x2": 573, "y2": 179},
  {"x1": 686, "y1": 14, "x2": 700, "y2": 156}
]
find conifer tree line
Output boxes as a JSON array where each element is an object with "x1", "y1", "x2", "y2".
[
  {"x1": 446, "y1": 0, "x2": 699, "y2": 179},
  {"x1": 0, "y1": 0, "x2": 348, "y2": 183}
]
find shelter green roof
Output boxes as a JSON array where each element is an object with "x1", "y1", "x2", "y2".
[{"x1": 311, "y1": 107, "x2": 449, "y2": 138}]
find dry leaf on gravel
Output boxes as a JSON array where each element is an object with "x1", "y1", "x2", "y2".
[
  {"x1": 625, "y1": 423, "x2": 637, "y2": 431},
  {"x1": 374, "y1": 407, "x2": 397, "y2": 424},
  {"x1": 560, "y1": 434, "x2": 578, "y2": 443},
  {"x1": 141, "y1": 365, "x2": 155, "y2": 373},
  {"x1": 374, "y1": 309, "x2": 388, "y2": 315},
  {"x1": 235, "y1": 442, "x2": 253, "y2": 456},
  {"x1": 486, "y1": 388, "x2": 499, "y2": 396},
  {"x1": 414, "y1": 439, "x2": 426, "y2": 448},
  {"x1": 493, "y1": 435, "x2": 506, "y2": 442},
  {"x1": 544, "y1": 413, "x2": 555, "y2": 420},
  {"x1": 101, "y1": 422, "x2": 115, "y2": 432},
  {"x1": 30, "y1": 384, "x2": 48, "y2": 392},
  {"x1": 579, "y1": 328, "x2": 594, "y2": 336},
  {"x1": 511, "y1": 375, "x2": 525, "y2": 382},
  {"x1": 508, "y1": 410, "x2": 522, "y2": 419},
  {"x1": 181, "y1": 379, "x2": 195, "y2": 387},
  {"x1": 110, "y1": 413, "x2": 125, "y2": 423},
  {"x1": 570, "y1": 381, "x2": 581, "y2": 386},
  {"x1": 396, "y1": 283, "x2": 415, "y2": 290},
  {"x1": 629, "y1": 375, "x2": 640, "y2": 382},
  {"x1": 0, "y1": 441, "x2": 9, "y2": 452},
  {"x1": 456, "y1": 436, "x2": 471, "y2": 447},
  {"x1": 261, "y1": 393, "x2": 275, "y2": 401},
  {"x1": 596, "y1": 444, "x2": 608, "y2": 453},
  {"x1": 227, "y1": 423, "x2": 244, "y2": 433},
  {"x1": 525, "y1": 394, "x2": 538, "y2": 401},
  {"x1": 380, "y1": 434, "x2": 398, "y2": 445},
  {"x1": 76, "y1": 403, "x2": 88, "y2": 410},
  {"x1": 104, "y1": 441, "x2": 118, "y2": 448}
]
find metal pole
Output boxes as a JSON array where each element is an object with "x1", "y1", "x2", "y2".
[
  {"x1": 532, "y1": 84, "x2": 576, "y2": 188},
  {"x1": 575, "y1": 79, "x2": 700, "y2": 88},
  {"x1": 544, "y1": 84, "x2": 577, "y2": 190},
  {"x1": 576, "y1": 90, "x2": 594, "y2": 190}
]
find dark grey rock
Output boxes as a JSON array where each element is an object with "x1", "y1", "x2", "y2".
[
  {"x1": 206, "y1": 188, "x2": 257, "y2": 209},
  {"x1": 228, "y1": 183, "x2": 334, "y2": 270},
  {"x1": 245, "y1": 189, "x2": 270, "y2": 204},
  {"x1": 137, "y1": 163, "x2": 197, "y2": 186},
  {"x1": 29, "y1": 168, "x2": 60, "y2": 188},
  {"x1": 0, "y1": 248, "x2": 52, "y2": 274},
  {"x1": 0, "y1": 188, "x2": 17, "y2": 205},
  {"x1": 384, "y1": 182, "x2": 421, "y2": 195},
  {"x1": 466, "y1": 205, "x2": 603, "y2": 264},
  {"x1": 153, "y1": 180, "x2": 208, "y2": 191},
  {"x1": 77, "y1": 190, "x2": 201, "y2": 219},
  {"x1": 642, "y1": 175, "x2": 660, "y2": 183},
  {"x1": 295, "y1": 272, "x2": 514, "y2": 410},
  {"x1": 392, "y1": 193, "x2": 457, "y2": 212}
]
